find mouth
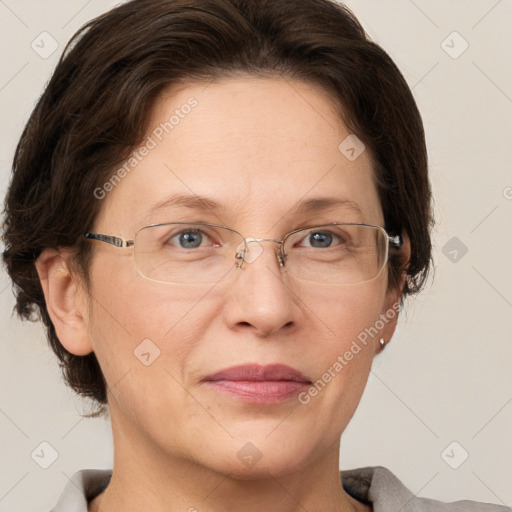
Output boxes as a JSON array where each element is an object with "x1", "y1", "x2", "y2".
[{"x1": 202, "y1": 363, "x2": 312, "y2": 404}]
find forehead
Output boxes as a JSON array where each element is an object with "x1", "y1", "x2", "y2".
[{"x1": 96, "y1": 76, "x2": 383, "y2": 232}]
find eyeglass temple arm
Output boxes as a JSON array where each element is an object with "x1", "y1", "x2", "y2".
[{"x1": 84, "y1": 233, "x2": 135, "y2": 248}]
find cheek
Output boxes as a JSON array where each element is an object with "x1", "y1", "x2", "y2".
[
  {"x1": 297, "y1": 282, "x2": 386, "y2": 421},
  {"x1": 304, "y1": 278, "x2": 386, "y2": 352},
  {"x1": 85, "y1": 254, "x2": 220, "y2": 396},
  {"x1": 84, "y1": 271, "x2": 227, "y2": 449}
]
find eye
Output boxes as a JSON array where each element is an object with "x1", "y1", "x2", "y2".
[
  {"x1": 298, "y1": 229, "x2": 346, "y2": 249},
  {"x1": 168, "y1": 228, "x2": 214, "y2": 249}
]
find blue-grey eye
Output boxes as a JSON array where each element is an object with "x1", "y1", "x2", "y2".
[
  {"x1": 175, "y1": 230, "x2": 204, "y2": 249},
  {"x1": 306, "y1": 231, "x2": 334, "y2": 248}
]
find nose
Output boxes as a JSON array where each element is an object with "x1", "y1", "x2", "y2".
[{"x1": 222, "y1": 239, "x2": 299, "y2": 338}]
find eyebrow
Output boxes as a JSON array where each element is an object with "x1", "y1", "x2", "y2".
[{"x1": 147, "y1": 194, "x2": 363, "y2": 218}]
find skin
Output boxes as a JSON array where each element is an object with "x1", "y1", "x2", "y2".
[{"x1": 36, "y1": 76, "x2": 409, "y2": 512}]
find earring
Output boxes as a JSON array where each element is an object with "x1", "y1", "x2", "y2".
[{"x1": 379, "y1": 338, "x2": 386, "y2": 348}]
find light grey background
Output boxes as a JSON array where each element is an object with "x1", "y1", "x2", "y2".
[{"x1": 1, "y1": 0, "x2": 511, "y2": 510}]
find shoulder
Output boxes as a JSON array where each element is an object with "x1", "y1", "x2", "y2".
[
  {"x1": 50, "y1": 469, "x2": 112, "y2": 512},
  {"x1": 340, "y1": 466, "x2": 510, "y2": 512}
]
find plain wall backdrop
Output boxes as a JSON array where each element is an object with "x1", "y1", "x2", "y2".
[{"x1": 1, "y1": 0, "x2": 511, "y2": 510}]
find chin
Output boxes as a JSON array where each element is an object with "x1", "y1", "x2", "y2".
[{"x1": 190, "y1": 430, "x2": 318, "y2": 480}]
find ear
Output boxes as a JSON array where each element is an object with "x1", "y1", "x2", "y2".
[
  {"x1": 35, "y1": 248, "x2": 93, "y2": 356},
  {"x1": 376, "y1": 231, "x2": 411, "y2": 353}
]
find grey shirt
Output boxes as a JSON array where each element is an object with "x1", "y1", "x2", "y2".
[{"x1": 50, "y1": 466, "x2": 510, "y2": 511}]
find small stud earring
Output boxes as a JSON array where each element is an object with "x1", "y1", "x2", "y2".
[{"x1": 379, "y1": 338, "x2": 386, "y2": 347}]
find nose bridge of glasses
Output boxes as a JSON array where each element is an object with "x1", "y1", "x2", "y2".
[{"x1": 236, "y1": 237, "x2": 285, "y2": 266}]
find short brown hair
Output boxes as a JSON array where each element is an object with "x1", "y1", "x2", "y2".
[{"x1": 2, "y1": 0, "x2": 433, "y2": 416}]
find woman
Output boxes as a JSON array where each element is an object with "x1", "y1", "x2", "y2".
[{"x1": 2, "y1": 0, "x2": 508, "y2": 510}]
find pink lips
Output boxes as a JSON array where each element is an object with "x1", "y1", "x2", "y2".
[{"x1": 202, "y1": 364, "x2": 311, "y2": 404}]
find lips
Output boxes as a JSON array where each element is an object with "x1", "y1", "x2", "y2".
[
  {"x1": 203, "y1": 363, "x2": 311, "y2": 383},
  {"x1": 202, "y1": 364, "x2": 311, "y2": 404}
]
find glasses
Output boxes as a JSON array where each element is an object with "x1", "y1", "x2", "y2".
[{"x1": 84, "y1": 222, "x2": 403, "y2": 286}]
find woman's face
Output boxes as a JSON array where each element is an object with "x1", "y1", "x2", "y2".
[{"x1": 78, "y1": 77, "x2": 402, "y2": 477}]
